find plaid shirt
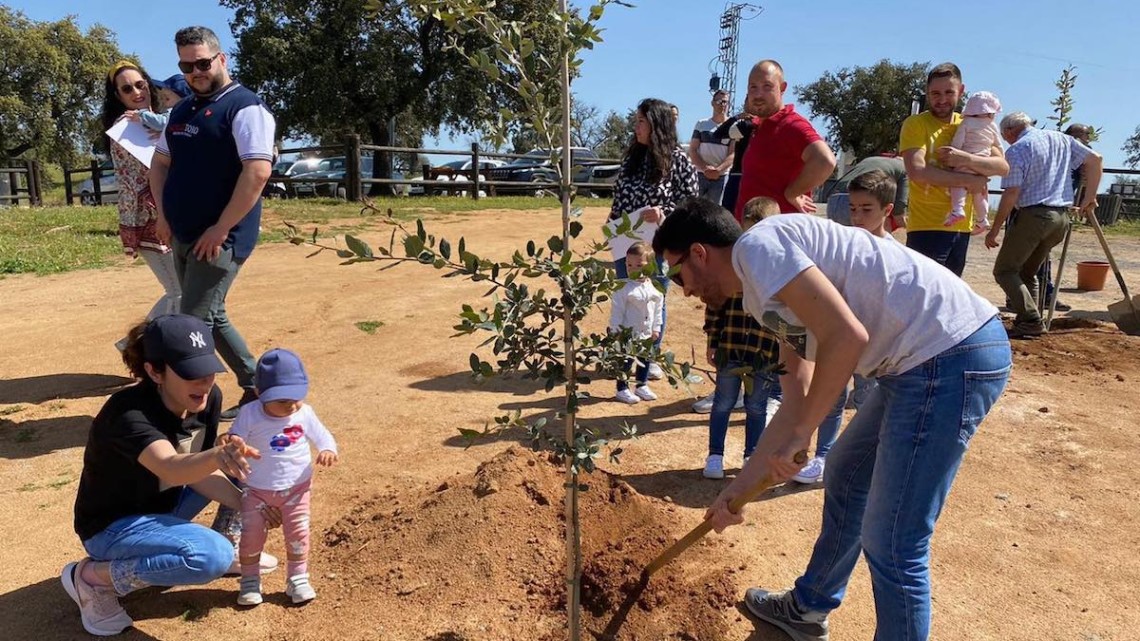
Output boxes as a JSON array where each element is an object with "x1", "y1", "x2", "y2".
[
  {"x1": 704, "y1": 294, "x2": 781, "y2": 369},
  {"x1": 1002, "y1": 127, "x2": 1093, "y2": 208}
]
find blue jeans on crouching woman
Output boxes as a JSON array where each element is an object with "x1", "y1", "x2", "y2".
[
  {"x1": 790, "y1": 316, "x2": 1011, "y2": 641},
  {"x1": 82, "y1": 488, "x2": 235, "y2": 596}
]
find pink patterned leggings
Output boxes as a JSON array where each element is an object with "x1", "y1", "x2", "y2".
[{"x1": 239, "y1": 478, "x2": 312, "y2": 577}]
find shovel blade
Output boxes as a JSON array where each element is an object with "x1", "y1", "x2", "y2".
[{"x1": 1108, "y1": 295, "x2": 1140, "y2": 336}]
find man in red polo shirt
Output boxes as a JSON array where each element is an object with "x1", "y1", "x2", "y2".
[{"x1": 734, "y1": 60, "x2": 835, "y2": 221}]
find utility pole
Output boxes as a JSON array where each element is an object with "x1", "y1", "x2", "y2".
[{"x1": 708, "y1": 3, "x2": 762, "y2": 110}]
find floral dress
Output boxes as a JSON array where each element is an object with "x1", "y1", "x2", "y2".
[
  {"x1": 608, "y1": 146, "x2": 699, "y2": 221},
  {"x1": 110, "y1": 141, "x2": 169, "y2": 257}
]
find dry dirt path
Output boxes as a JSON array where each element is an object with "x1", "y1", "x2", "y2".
[{"x1": 1, "y1": 207, "x2": 1138, "y2": 640}]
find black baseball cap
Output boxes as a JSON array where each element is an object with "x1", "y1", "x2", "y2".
[{"x1": 143, "y1": 314, "x2": 227, "y2": 380}]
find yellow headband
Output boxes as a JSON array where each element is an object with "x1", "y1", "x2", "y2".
[{"x1": 107, "y1": 60, "x2": 138, "y2": 82}]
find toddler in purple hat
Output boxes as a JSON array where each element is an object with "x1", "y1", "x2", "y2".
[
  {"x1": 224, "y1": 348, "x2": 338, "y2": 607},
  {"x1": 944, "y1": 90, "x2": 1003, "y2": 231}
]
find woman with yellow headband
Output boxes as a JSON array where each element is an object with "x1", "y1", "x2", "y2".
[{"x1": 101, "y1": 61, "x2": 183, "y2": 350}]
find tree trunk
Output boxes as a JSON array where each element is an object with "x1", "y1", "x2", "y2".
[
  {"x1": 366, "y1": 121, "x2": 396, "y2": 197},
  {"x1": 558, "y1": 2, "x2": 581, "y2": 639}
]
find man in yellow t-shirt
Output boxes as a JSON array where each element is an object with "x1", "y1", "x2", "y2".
[{"x1": 899, "y1": 63, "x2": 1009, "y2": 276}]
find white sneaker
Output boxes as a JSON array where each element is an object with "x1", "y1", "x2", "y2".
[
  {"x1": 703, "y1": 455, "x2": 725, "y2": 479},
  {"x1": 792, "y1": 456, "x2": 826, "y2": 484},
  {"x1": 766, "y1": 397, "x2": 782, "y2": 425},
  {"x1": 634, "y1": 385, "x2": 657, "y2": 401},
  {"x1": 647, "y1": 363, "x2": 665, "y2": 380},
  {"x1": 286, "y1": 574, "x2": 316, "y2": 604},
  {"x1": 692, "y1": 393, "x2": 714, "y2": 413},
  {"x1": 734, "y1": 389, "x2": 745, "y2": 410},
  {"x1": 61, "y1": 560, "x2": 134, "y2": 636},
  {"x1": 615, "y1": 388, "x2": 640, "y2": 404},
  {"x1": 227, "y1": 552, "x2": 279, "y2": 577},
  {"x1": 236, "y1": 576, "x2": 263, "y2": 606}
]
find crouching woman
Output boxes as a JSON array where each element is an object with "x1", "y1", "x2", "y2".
[{"x1": 62, "y1": 314, "x2": 279, "y2": 636}]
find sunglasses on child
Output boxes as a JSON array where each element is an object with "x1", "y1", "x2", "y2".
[
  {"x1": 178, "y1": 52, "x2": 220, "y2": 74},
  {"x1": 119, "y1": 80, "x2": 149, "y2": 95}
]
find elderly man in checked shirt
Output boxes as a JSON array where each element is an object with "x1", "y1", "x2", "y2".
[{"x1": 985, "y1": 112, "x2": 1103, "y2": 338}]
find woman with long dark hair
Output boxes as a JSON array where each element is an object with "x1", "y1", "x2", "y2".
[
  {"x1": 101, "y1": 61, "x2": 182, "y2": 349},
  {"x1": 608, "y1": 98, "x2": 699, "y2": 368}
]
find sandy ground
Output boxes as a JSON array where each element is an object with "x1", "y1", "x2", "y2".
[{"x1": 1, "y1": 206, "x2": 1139, "y2": 640}]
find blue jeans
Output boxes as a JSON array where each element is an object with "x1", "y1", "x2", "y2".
[
  {"x1": 613, "y1": 256, "x2": 668, "y2": 350},
  {"x1": 82, "y1": 488, "x2": 235, "y2": 596},
  {"x1": 851, "y1": 374, "x2": 877, "y2": 409},
  {"x1": 708, "y1": 365, "x2": 775, "y2": 457},
  {"x1": 698, "y1": 173, "x2": 728, "y2": 206},
  {"x1": 173, "y1": 241, "x2": 258, "y2": 389},
  {"x1": 905, "y1": 231, "x2": 971, "y2": 277},
  {"x1": 616, "y1": 358, "x2": 649, "y2": 392},
  {"x1": 792, "y1": 316, "x2": 1011, "y2": 640},
  {"x1": 815, "y1": 388, "x2": 848, "y2": 458}
]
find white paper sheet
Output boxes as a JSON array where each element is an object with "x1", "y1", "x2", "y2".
[
  {"x1": 105, "y1": 118, "x2": 158, "y2": 168},
  {"x1": 605, "y1": 206, "x2": 659, "y2": 262}
]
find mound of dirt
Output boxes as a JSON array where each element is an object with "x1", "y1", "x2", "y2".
[
  {"x1": 1011, "y1": 323, "x2": 1140, "y2": 378},
  {"x1": 320, "y1": 446, "x2": 738, "y2": 641}
]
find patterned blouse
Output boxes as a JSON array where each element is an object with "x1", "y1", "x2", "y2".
[
  {"x1": 608, "y1": 146, "x2": 699, "y2": 221},
  {"x1": 110, "y1": 140, "x2": 169, "y2": 256}
]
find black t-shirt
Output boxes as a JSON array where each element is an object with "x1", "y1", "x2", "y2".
[{"x1": 73, "y1": 381, "x2": 221, "y2": 541}]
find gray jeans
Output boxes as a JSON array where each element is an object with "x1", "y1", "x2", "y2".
[
  {"x1": 140, "y1": 250, "x2": 182, "y2": 320},
  {"x1": 172, "y1": 241, "x2": 257, "y2": 388},
  {"x1": 992, "y1": 206, "x2": 1069, "y2": 323}
]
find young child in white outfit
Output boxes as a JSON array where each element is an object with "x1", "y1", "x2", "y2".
[
  {"x1": 944, "y1": 90, "x2": 1002, "y2": 230},
  {"x1": 610, "y1": 242, "x2": 665, "y2": 404},
  {"x1": 227, "y1": 348, "x2": 338, "y2": 606}
]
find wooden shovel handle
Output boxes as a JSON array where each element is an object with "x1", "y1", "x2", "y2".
[{"x1": 642, "y1": 450, "x2": 809, "y2": 578}]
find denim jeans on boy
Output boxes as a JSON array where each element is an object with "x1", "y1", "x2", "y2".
[
  {"x1": 172, "y1": 241, "x2": 258, "y2": 389},
  {"x1": 613, "y1": 256, "x2": 668, "y2": 350},
  {"x1": 790, "y1": 316, "x2": 1011, "y2": 641},
  {"x1": 708, "y1": 364, "x2": 775, "y2": 458},
  {"x1": 82, "y1": 487, "x2": 235, "y2": 596}
]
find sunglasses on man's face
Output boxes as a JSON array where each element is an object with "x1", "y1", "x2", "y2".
[
  {"x1": 668, "y1": 249, "x2": 691, "y2": 287},
  {"x1": 178, "y1": 52, "x2": 220, "y2": 74},
  {"x1": 119, "y1": 80, "x2": 149, "y2": 95},
  {"x1": 714, "y1": 99, "x2": 729, "y2": 105}
]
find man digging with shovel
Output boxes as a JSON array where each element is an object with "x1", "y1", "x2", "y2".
[{"x1": 653, "y1": 197, "x2": 1013, "y2": 641}]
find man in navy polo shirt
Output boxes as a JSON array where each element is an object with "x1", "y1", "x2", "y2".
[{"x1": 149, "y1": 25, "x2": 275, "y2": 420}]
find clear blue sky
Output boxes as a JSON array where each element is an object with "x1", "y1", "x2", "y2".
[{"x1": 12, "y1": 0, "x2": 1140, "y2": 169}]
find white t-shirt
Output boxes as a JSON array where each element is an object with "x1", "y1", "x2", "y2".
[
  {"x1": 732, "y1": 215, "x2": 997, "y2": 377},
  {"x1": 691, "y1": 117, "x2": 730, "y2": 168},
  {"x1": 228, "y1": 402, "x2": 338, "y2": 491}
]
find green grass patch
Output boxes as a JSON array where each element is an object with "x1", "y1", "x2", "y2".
[
  {"x1": 0, "y1": 196, "x2": 611, "y2": 276},
  {"x1": 46, "y1": 477, "x2": 73, "y2": 489},
  {"x1": 1103, "y1": 218, "x2": 1140, "y2": 238},
  {"x1": 0, "y1": 405, "x2": 23, "y2": 416},
  {"x1": 17, "y1": 483, "x2": 38, "y2": 492},
  {"x1": 354, "y1": 320, "x2": 386, "y2": 334}
]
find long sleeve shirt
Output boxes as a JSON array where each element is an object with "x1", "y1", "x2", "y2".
[
  {"x1": 608, "y1": 146, "x2": 699, "y2": 221},
  {"x1": 609, "y1": 279, "x2": 664, "y2": 340},
  {"x1": 228, "y1": 402, "x2": 338, "y2": 491}
]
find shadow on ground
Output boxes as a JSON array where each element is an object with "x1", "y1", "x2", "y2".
[
  {"x1": 0, "y1": 373, "x2": 134, "y2": 405},
  {"x1": 0, "y1": 414, "x2": 94, "y2": 459},
  {"x1": 0, "y1": 576, "x2": 164, "y2": 641}
]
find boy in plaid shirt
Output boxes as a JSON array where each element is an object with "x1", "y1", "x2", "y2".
[{"x1": 702, "y1": 197, "x2": 784, "y2": 479}]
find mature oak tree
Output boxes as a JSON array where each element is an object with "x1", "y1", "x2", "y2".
[
  {"x1": 0, "y1": 7, "x2": 125, "y2": 165},
  {"x1": 794, "y1": 59, "x2": 928, "y2": 162}
]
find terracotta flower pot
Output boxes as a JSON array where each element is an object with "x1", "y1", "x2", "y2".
[{"x1": 1076, "y1": 260, "x2": 1110, "y2": 291}]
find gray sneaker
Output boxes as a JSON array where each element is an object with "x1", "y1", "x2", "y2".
[{"x1": 743, "y1": 588, "x2": 829, "y2": 641}]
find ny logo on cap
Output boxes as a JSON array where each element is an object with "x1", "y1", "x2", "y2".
[{"x1": 189, "y1": 331, "x2": 206, "y2": 349}]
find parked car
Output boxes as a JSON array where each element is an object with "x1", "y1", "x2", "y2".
[
  {"x1": 293, "y1": 156, "x2": 410, "y2": 198},
  {"x1": 487, "y1": 148, "x2": 600, "y2": 195},
  {"x1": 77, "y1": 160, "x2": 118, "y2": 205},
  {"x1": 409, "y1": 158, "x2": 507, "y2": 196},
  {"x1": 264, "y1": 157, "x2": 313, "y2": 199},
  {"x1": 589, "y1": 161, "x2": 621, "y2": 197}
]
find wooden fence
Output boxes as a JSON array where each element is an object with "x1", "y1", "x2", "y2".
[{"x1": 0, "y1": 160, "x2": 44, "y2": 206}]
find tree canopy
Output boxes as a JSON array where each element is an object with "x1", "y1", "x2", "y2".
[
  {"x1": 0, "y1": 7, "x2": 125, "y2": 165},
  {"x1": 223, "y1": 0, "x2": 565, "y2": 155},
  {"x1": 1124, "y1": 126, "x2": 1140, "y2": 168},
  {"x1": 794, "y1": 59, "x2": 928, "y2": 162}
]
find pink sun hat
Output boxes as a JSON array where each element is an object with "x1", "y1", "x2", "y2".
[{"x1": 963, "y1": 91, "x2": 1002, "y2": 116}]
